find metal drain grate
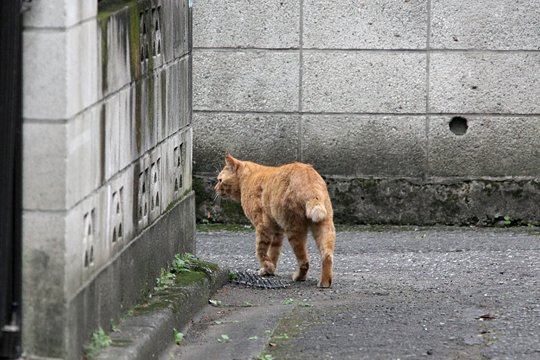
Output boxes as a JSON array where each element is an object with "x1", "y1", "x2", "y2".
[{"x1": 230, "y1": 270, "x2": 292, "y2": 289}]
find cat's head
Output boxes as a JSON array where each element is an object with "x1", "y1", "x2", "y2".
[{"x1": 215, "y1": 155, "x2": 242, "y2": 201}]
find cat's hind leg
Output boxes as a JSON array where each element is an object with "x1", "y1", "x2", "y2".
[
  {"x1": 311, "y1": 220, "x2": 335, "y2": 288},
  {"x1": 255, "y1": 227, "x2": 276, "y2": 276},
  {"x1": 268, "y1": 231, "x2": 284, "y2": 270},
  {"x1": 287, "y1": 228, "x2": 310, "y2": 282}
]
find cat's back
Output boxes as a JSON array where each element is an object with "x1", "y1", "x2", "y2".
[{"x1": 265, "y1": 162, "x2": 328, "y2": 200}]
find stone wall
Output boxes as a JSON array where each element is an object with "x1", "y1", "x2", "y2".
[
  {"x1": 192, "y1": 0, "x2": 540, "y2": 226},
  {"x1": 22, "y1": 0, "x2": 193, "y2": 358}
]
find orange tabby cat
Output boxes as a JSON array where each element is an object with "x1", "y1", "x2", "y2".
[{"x1": 215, "y1": 155, "x2": 335, "y2": 288}]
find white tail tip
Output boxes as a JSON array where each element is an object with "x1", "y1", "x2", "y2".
[{"x1": 307, "y1": 204, "x2": 327, "y2": 222}]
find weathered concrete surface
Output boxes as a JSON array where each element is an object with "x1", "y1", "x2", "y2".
[
  {"x1": 161, "y1": 226, "x2": 540, "y2": 359},
  {"x1": 193, "y1": 0, "x2": 300, "y2": 49},
  {"x1": 429, "y1": 116, "x2": 540, "y2": 177},
  {"x1": 95, "y1": 263, "x2": 229, "y2": 360},
  {"x1": 303, "y1": 0, "x2": 427, "y2": 49},
  {"x1": 194, "y1": 174, "x2": 540, "y2": 226},
  {"x1": 67, "y1": 193, "x2": 196, "y2": 359},
  {"x1": 193, "y1": 50, "x2": 299, "y2": 112},
  {"x1": 192, "y1": 0, "x2": 540, "y2": 226},
  {"x1": 22, "y1": 0, "x2": 195, "y2": 358},
  {"x1": 431, "y1": 0, "x2": 540, "y2": 50},
  {"x1": 302, "y1": 115, "x2": 427, "y2": 177},
  {"x1": 302, "y1": 52, "x2": 426, "y2": 113},
  {"x1": 429, "y1": 53, "x2": 540, "y2": 114},
  {"x1": 193, "y1": 112, "x2": 300, "y2": 173}
]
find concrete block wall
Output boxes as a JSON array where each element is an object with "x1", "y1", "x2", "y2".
[
  {"x1": 192, "y1": 0, "x2": 540, "y2": 225},
  {"x1": 22, "y1": 0, "x2": 193, "y2": 358}
]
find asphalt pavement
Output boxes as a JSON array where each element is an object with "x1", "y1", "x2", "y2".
[{"x1": 161, "y1": 226, "x2": 540, "y2": 360}]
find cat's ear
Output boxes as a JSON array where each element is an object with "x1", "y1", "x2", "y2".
[{"x1": 225, "y1": 154, "x2": 240, "y2": 172}]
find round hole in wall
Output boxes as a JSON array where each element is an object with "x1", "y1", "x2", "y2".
[{"x1": 449, "y1": 116, "x2": 468, "y2": 136}]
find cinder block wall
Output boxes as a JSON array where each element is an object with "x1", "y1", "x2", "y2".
[
  {"x1": 192, "y1": 0, "x2": 540, "y2": 226},
  {"x1": 22, "y1": 0, "x2": 193, "y2": 358}
]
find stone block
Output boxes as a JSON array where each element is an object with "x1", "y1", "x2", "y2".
[
  {"x1": 163, "y1": 128, "x2": 193, "y2": 208},
  {"x1": 164, "y1": 58, "x2": 190, "y2": 138},
  {"x1": 193, "y1": 50, "x2": 299, "y2": 112},
  {"x1": 429, "y1": 53, "x2": 540, "y2": 114},
  {"x1": 23, "y1": 30, "x2": 68, "y2": 120},
  {"x1": 67, "y1": 20, "x2": 100, "y2": 118},
  {"x1": 136, "y1": 154, "x2": 151, "y2": 231},
  {"x1": 193, "y1": 0, "x2": 300, "y2": 49},
  {"x1": 100, "y1": 7, "x2": 133, "y2": 96},
  {"x1": 302, "y1": 115, "x2": 427, "y2": 177},
  {"x1": 23, "y1": 0, "x2": 96, "y2": 29},
  {"x1": 103, "y1": 98, "x2": 120, "y2": 183},
  {"x1": 22, "y1": 211, "x2": 66, "y2": 358},
  {"x1": 23, "y1": 21, "x2": 99, "y2": 120},
  {"x1": 65, "y1": 107, "x2": 102, "y2": 208},
  {"x1": 431, "y1": 0, "x2": 540, "y2": 50},
  {"x1": 193, "y1": 112, "x2": 300, "y2": 173},
  {"x1": 304, "y1": 0, "x2": 427, "y2": 49},
  {"x1": 148, "y1": 146, "x2": 164, "y2": 223},
  {"x1": 428, "y1": 116, "x2": 540, "y2": 177},
  {"x1": 302, "y1": 51, "x2": 427, "y2": 113},
  {"x1": 22, "y1": 121, "x2": 67, "y2": 210},
  {"x1": 133, "y1": 76, "x2": 160, "y2": 156},
  {"x1": 64, "y1": 189, "x2": 115, "y2": 289}
]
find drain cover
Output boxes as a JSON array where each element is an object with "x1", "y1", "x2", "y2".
[{"x1": 230, "y1": 270, "x2": 292, "y2": 289}]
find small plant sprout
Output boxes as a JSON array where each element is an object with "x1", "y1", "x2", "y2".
[
  {"x1": 218, "y1": 334, "x2": 230, "y2": 343},
  {"x1": 248, "y1": 335, "x2": 258, "y2": 340},
  {"x1": 503, "y1": 216, "x2": 512, "y2": 226},
  {"x1": 173, "y1": 328, "x2": 184, "y2": 345},
  {"x1": 298, "y1": 300, "x2": 313, "y2": 307},
  {"x1": 282, "y1": 298, "x2": 294, "y2": 305},
  {"x1": 260, "y1": 355, "x2": 274, "y2": 360},
  {"x1": 84, "y1": 327, "x2": 112, "y2": 358},
  {"x1": 154, "y1": 269, "x2": 176, "y2": 292},
  {"x1": 228, "y1": 271, "x2": 238, "y2": 281},
  {"x1": 274, "y1": 333, "x2": 289, "y2": 340},
  {"x1": 171, "y1": 253, "x2": 196, "y2": 273}
]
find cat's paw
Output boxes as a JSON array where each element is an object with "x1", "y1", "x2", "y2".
[
  {"x1": 258, "y1": 262, "x2": 275, "y2": 276},
  {"x1": 292, "y1": 271, "x2": 307, "y2": 282},
  {"x1": 317, "y1": 278, "x2": 332, "y2": 288}
]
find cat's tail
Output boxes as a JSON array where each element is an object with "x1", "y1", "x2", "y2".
[{"x1": 306, "y1": 198, "x2": 327, "y2": 222}]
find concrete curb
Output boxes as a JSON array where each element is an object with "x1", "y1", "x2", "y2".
[{"x1": 95, "y1": 267, "x2": 230, "y2": 360}]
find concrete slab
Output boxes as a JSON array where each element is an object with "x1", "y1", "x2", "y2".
[
  {"x1": 193, "y1": 0, "x2": 300, "y2": 49},
  {"x1": 304, "y1": 0, "x2": 427, "y2": 49},
  {"x1": 302, "y1": 114, "x2": 427, "y2": 177},
  {"x1": 193, "y1": 50, "x2": 300, "y2": 112},
  {"x1": 302, "y1": 51, "x2": 426, "y2": 113},
  {"x1": 193, "y1": 112, "x2": 300, "y2": 173},
  {"x1": 429, "y1": 52, "x2": 540, "y2": 114},
  {"x1": 431, "y1": 0, "x2": 540, "y2": 50}
]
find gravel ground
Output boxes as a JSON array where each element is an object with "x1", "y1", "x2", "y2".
[{"x1": 162, "y1": 226, "x2": 540, "y2": 360}]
